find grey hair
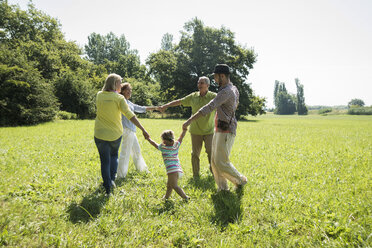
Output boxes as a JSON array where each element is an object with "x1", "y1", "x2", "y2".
[
  {"x1": 102, "y1": 73, "x2": 122, "y2": 91},
  {"x1": 199, "y1": 76, "x2": 210, "y2": 85}
]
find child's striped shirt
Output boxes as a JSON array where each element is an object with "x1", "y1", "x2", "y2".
[{"x1": 158, "y1": 141, "x2": 184, "y2": 175}]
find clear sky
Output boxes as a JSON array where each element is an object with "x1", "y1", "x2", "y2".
[{"x1": 8, "y1": 0, "x2": 372, "y2": 107}]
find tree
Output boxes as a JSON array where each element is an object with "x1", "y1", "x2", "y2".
[
  {"x1": 273, "y1": 81, "x2": 296, "y2": 115},
  {"x1": 295, "y1": 78, "x2": 308, "y2": 115},
  {"x1": 1, "y1": 1, "x2": 101, "y2": 125},
  {"x1": 274, "y1": 80, "x2": 279, "y2": 107},
  {"x1": 0, "y1": 63, "x2": 59, "y2": 126},
  {"x1": 146, "y1": 50, "x2": 178, "y2": 94},
  {"x1": 85, "y1": 32, "x2": 147, "y2": 80},
  {"x1": 275, "y1": 91, "x2": 296, "y2": 115},
  {"x1": 147, "y1": 18, "x2": 265, "y2": 118},
  {"x1": 54, "y1": 69, "x2": 96, "y2": 119},
  {"x1": 161, "y1": 33, "x2": 173, "y2": 51},
  {"x1": 125, "y1": 78, "x2": 161, "y2": 107},
  {"x1": 348, "y1": 98, "x2": 365, "y2": 108},
  {"x1": 85, "y1": 32, "x2": 130, "y2": 64}
]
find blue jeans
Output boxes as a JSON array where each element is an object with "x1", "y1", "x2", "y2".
[{"x1": 94, "y1": 136, "x2": 122, "y2": 194}]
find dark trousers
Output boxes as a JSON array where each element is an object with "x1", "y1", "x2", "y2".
[{"x1": 94, "y1": 136, "x2": 122, "y2": 194}]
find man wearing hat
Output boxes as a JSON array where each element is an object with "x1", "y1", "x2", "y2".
[
  {"x1": 183, "y1": 64, "x2": 247, "y2": 191},
  {"x1": 159, "y1": 76, "x2": 217, "y2": 178}
]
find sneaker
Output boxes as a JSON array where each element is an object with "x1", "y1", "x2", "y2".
[
  {"x1": 111, "y1": 180, "x2": 116, "y2": 188},
  {"x1": 240, "y1": 176, "x2": 247, "y2": 186},
  {"x1": 235, "y1": 176, "x2": 247, "y2": 190}
]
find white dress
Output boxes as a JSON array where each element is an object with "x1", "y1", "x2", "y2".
[{"x1": 117, "y1": 100, "x2": 148, "y2": 178}]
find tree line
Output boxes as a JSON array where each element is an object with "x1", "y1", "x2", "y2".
[
  {"x1": 0, "y1": 2, "x2": 266, "y2": 126},
  {"x1": 347, "y1": 99, "x2": 372, "y2": 115},
  {"x1": 271, "y1": 80, "x2": 371, "y2": 115}
]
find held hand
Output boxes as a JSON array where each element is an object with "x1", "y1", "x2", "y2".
[
  {"x1": 182, "y1": 124, "x2": 188, "y2": 131},
  {"x1": 159, "y1": 105, "x2": 166, "y2": 113},
  {"x1": 182, "y1": 120, "x2": 190, "y2": 131},
  {"x1": 142, "y1": 130, "x2": 150, "y2": 140}
]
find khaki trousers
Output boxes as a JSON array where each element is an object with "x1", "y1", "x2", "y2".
[
  {"x1": 190, "y1": 133, "x2": 214, "y2": 177},
  {"x1": 211, "y1": 132, "x2": 245, "y2": 190}
]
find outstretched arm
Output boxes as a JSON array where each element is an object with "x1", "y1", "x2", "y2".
[
  {"x1": 182, "y1": 111, "x2": 203, "y2": 130},
  {"x1": 147, "y1": 137, "x2": 159, "y2": 149},
  {"x1": 182, "y1": 91, "x2": 227, "y2": 129},
  {"x1": 177, "y1": 126, "x2": 188, "y2": 143},
  {"x1": 129, "y1": 116, "x2": 149, "y2": 139},
  {"x1": 145, "y1": 106, "x2": 158, "y2": 111},
  {"x1": 159, "y1": 99, "x2": 182, "y2": 112}
]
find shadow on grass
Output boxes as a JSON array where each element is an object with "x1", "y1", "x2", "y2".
[
  {"x1": 114, "y1": 177, "x2": 126, "y2": 187},
  {"x1": 115, "y1": 171, "x2": 150, "y2": 187},
  {"x1": 187, "y1": 175, "x2": 216, "y2": 191},
  {"x1": 67, "y1": 187, "x2": 108, "y2": 223},
  {"x1": 152, "y1": 200, "x2": 176, "y2": 215},
  {"x1": 239, "y1": 119, "x2": 260, "y2": 122},
  {"x1": 210, "y1": 187, "x2": 245, "y2": 230}
]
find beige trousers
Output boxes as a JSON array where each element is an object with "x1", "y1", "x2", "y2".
[
  {"x1": 191, "y1": 133, "x2": 213, "y2": 177},
  {"x1": 211, "y1": 132, "x2": 245, "y2": 190}
]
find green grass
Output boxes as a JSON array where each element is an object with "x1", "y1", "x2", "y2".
[{"x1": 1, "y1": 115, "x2": 371, "y2": 247}]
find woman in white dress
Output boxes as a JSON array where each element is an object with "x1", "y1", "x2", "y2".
[{"x1": 117, "y1": 83, "x2": 157, "y2": 179}]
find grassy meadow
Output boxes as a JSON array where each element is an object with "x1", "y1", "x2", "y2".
[{"x1": 0, "y1": 115, "x2": 371, "y2": 247}]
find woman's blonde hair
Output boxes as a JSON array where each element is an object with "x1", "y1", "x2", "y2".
[
  {"x1": 102, "y1": 73, "x2": 122, "y2": 91},
  {"x1": 161, "y1": 130, "x2": 174, "y2": 142}
]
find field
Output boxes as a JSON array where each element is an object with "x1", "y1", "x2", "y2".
[{"x1": 0, "y1": 115, "x2": 371, "y2": 247}]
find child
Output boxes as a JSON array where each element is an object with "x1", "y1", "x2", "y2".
[{"x1": 146, "y1": 128, "x2": 190, "y2": 201}]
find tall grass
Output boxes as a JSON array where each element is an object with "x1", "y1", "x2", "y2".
[{"x1": 1, "y1": 115, "x2": 371, "y2": 247}]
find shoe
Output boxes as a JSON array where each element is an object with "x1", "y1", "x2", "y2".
[
  {"x1": 240, "y1": 176, "x2": 247, "y2": 186},
  {"x1": 235, "y1": 176, "x2": 247, "y2": 190},
  {"x1": 111, "y1": 180, "x2": 116, "y2": 188}
]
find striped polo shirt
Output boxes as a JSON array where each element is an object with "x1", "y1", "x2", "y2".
[{"x1": 158, "y1": 141, "x2": 184, "y2": 175}]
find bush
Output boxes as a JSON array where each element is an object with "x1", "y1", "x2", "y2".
[
  {"x1": 319, "y1": 108, "x2": 332, "y2": 114},
  {"x1": 348, "y1": 107, "x2": 372, "y2": 115},
  {"x1": 54, "y1": 69, "x2": 96, "y2": 119},
  {"x1": 56, "y1": 111, "x2": 78, "y2": 120}
]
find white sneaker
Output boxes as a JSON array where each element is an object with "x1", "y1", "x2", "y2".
[
  {"x1": 111, "y1": 180, "x2": 116, "y2": 188},
  {"x1": 240, "y1": 176, "x2": 247, "y2": 185}
]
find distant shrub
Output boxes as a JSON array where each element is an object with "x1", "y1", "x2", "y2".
[
  {"x1": 54, "y1": 70, "x2": 96, "y2": 119},
  {"x1": 56, "y1": 111, "x2": 78, "y2": 120},
  {"x1": 319, "y1": 108, "x2": 332, "y2": 114},
  {"x1": 348, "y1": 107, "x2": 372, "y2": 115},
  {"x1": 0, "y1": 64, "x2": 59, "y2": 126}
]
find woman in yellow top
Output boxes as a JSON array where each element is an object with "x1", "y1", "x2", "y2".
[{"x1": 94, "y1": 73, "x2": 149, "y2": 195}]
